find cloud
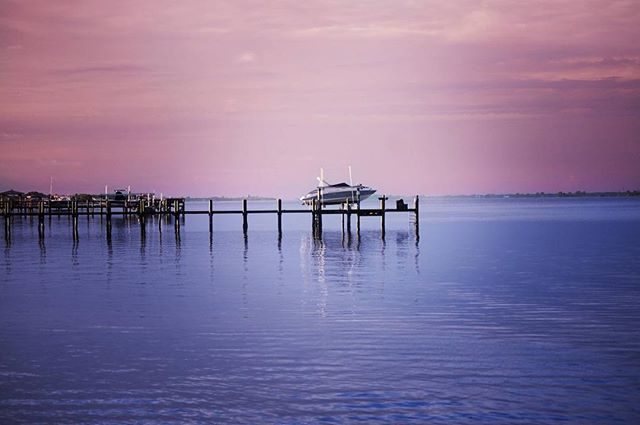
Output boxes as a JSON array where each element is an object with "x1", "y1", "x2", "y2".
[{"x1": 236, "y1": 52, "x2": 256, "y2": 64}]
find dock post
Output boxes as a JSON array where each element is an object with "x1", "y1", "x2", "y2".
[
  {"x1": 173, "y1": 200, "x2": 179, "y2": 220},
  {"x1": 106, "y1": 200, "x2": 112, "y2": 235},
  {"x1": 356, "y1": 199, "x2": 361, "y2": 236},
  {"x1": 277, "y1": 199, "x2": 282, "y2": 235},
  {"x1": 140, "y1": 200, "x2": 146, "y2": 239},
  {"x1": 414, "y1": 195, "x2": 419, "y2": 238},
  {"x1": 72, "y1": 201, "x2": 79, "y2": 240},
  {"x1": 38, "y1": 200, "x2": 45, "y2": 237},
  {"x1": 208, "y1": 199, "x2": 214, "y2": 234},
  {"x1": 380, "y1": 195, "x2": 386, "y2": 238},
  {"x1": 242, "y1": 199, "x2": 248, "y2": 233},
  {"x1": 316, "y1": 190, "x2": 322, "y2": 237},
  {"x1": 346, "y1": 202, "x2": 352, "y2": 235},
  {"x1": 311, "y1": 199, "x2": 316, "y2": 234}
]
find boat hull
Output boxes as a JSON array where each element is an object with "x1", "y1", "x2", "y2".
[{"x1": 300, "y1": 188, "x2": 376, "y2": 206}]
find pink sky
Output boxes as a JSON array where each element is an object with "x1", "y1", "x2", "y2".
[{"x1": 1, "y1": 0, "x2": 639, "y2": 196}]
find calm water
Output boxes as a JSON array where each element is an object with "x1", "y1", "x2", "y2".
[{"x1": 1, "y1": 198, "x2": 640, "y2": 423}]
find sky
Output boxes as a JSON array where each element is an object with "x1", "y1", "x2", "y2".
[{"x1": 1, "y1": 0, "x2": 639, "y2": 197}]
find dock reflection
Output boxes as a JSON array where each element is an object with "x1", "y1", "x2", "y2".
[{"x1": 301, "y1": 229, "x2": 420, "y2": 288}]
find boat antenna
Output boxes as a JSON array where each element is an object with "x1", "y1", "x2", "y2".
[
  {"x1": 349, "y1": 165, "x2": 354, "y2": 203},
  {"x1": 319, "y1": 167, "x2": 324, "y2": 204},
  {"x1": 317, "y1": 167, "x2": 328, "y2": 187}
]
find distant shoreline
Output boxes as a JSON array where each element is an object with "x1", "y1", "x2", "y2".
[
  {"x1": 2, "y1": 190, "x2": 639, "y2": 201},
  {"x1": 433, "y1": 190, "x2": 640, "y2": 199},
  {"x1": 187, "y1": 191, "x2": 640, "y2": 201}
]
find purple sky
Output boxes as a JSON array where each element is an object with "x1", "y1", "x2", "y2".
[{"x1": 1, "y1": 0, "x2": 639, "y2": 196}]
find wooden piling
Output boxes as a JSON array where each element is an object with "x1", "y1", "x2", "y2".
[
  {"x1": 346, "y1": 202, "x2": 352, "y2": 234},
  {"x1": 105, "y1": 200, "x2": 112, "y2": 233},
  {"x1": 208, "y1": 199, "x2": 214, "y2": 233},
  {"x1": 356, "y1": 199, "x2": 361, "y2": 236},
  {"x1": 242, "y1": 199, "x2": 248, "y2": 233},
  {"x1": 316, "y1": 190, "x2": 323, "y2": 237},
  {"x1": 277, "y1": 199, "x2": 282, "y2": 235},
  {"x1": 72, "y1": 202, "x2": 79, "y2": 240},
  {"x1": 38, "y1": 201, "x2": 45, "y2": 236},
  {"x1": 380, "y1": 195, "x2": 386, "y2": 238},
  {"x1": 311, "y1": 199, "x2": 316, "y2": 233},
  {"x1": 414, "y1": 195, "x2": 419, "y2": 238}
]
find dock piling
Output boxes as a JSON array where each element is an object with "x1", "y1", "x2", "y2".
[
  {"x1": 38, "y1": 200, "x2": 45, "y2": 237},
  {"x1": 346, "y1": 202, "x2": 352, "y2": 235},
  {"x1": 208, "y1": 199, "x2": 214, "y2": 234},
  {"x1": 380, "y1": 195, "x2": 386, "y2": 238},
  {"x1": 414, "y1": 195, "x2": 419, "y2": 238},
  {"x1": 277, "y1": 199, "x2": 282, "y2": 235},
  {"x1": 356, "y1": 199, "x2": 361, "y2": 236},
  {"x1": 242, "y1": 199, "x2": 248, "y2": 233}
]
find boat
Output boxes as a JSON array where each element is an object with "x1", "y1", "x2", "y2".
[
  {"x1": 111, "y1": 189, "x2": 129, "y2": 201},
  {"x1": 300, "y1": 168, "x2": 376, "y2": 206}
]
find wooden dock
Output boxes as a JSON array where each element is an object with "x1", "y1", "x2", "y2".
[{"x1": 1, "y1": 194, "x2": 419, "y2": 240}]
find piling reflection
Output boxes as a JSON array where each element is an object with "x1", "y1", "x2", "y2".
[
  {"x1": 4, "y1": 217, "x2": 11, "y2": 245},
  {"x1": 38, "y1": 233, "x2": 45, "y2": 263},
  {"x1": 301, "y1": 229, "x2": 420, "y2": 298},
  {"x1": 71, "y1": 238, "x2": 79, "y2": 266},
  {"x1": 139, "y1": 218, "x2": 146, "y2": 260}
]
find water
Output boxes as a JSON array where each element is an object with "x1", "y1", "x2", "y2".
[{"x1": 1, "y1": 198, "x2": 640, "y2": 423}]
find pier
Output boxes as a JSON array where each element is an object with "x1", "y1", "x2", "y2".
[{"x1": 1, "y1": 192, "x2": 419, "y2": 241}]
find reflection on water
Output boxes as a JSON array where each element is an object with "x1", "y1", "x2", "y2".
[{"x1": 1, "y1": 198, "x2": 640, "y2": 423}]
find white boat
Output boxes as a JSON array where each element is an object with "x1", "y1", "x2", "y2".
[{"x1": 300, "y1": 168, "x2": 376, "y2": 206}]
